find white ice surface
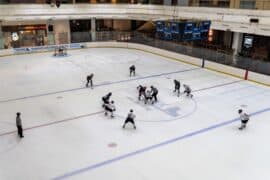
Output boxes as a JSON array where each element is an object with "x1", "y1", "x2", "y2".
[{"x1": 0, "y1": 48, "x2": 270, "y2": 180}]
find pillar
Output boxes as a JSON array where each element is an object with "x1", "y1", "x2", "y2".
[
  {"x1": 0, "y1": 21, "x2": 4, "y2": 49},
  {"x1": 47, "y1": 20, "x2": 55, "y2": 45},
  {"x1": 53, "y1": 20, "x2": 71, "y2": 44},
  {"x1": 190, "y1": 0, "x2": 199, "y2": 6},
  {"x1": 163, "y1": 0, "x2": 172, "y2": 5},
  {"x1": 232, "y1": 32, "x2": 243, "y2": 63},
  {"x1": 91, "y1": 18, "x2": 96, "y2": 41},
  {"x1": 213, "y1": 0, "x2": 218, "y2": 6},
  {"x1": 223, "y1": 30, "x2": 233, "y2": 48},
  {"x1": 178, "y1": 0, "x2": 189, "y2": 6},
  {"x1": 230, "y1": 0, "x2": 240, "y2": 8}
]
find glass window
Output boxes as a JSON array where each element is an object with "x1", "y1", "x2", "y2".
[{"x1": 240, "y1": 0, "x2": 256, "y2": 9}]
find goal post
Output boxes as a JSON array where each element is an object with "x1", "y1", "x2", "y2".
[{"x1": 53, "y1": 46, "x2": 67, "y2": 56}]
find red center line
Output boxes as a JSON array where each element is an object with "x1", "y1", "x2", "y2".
[
  {"x1": 0, "y1": 80, "x2": 243, "y2": 138},
  {"x1": 0, "y1": 111, "x2": 104, "y2": 137}
]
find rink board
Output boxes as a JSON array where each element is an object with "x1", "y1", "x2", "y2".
[{"x1": 0, "y1": 47, "x2": 270, "y2": 180}]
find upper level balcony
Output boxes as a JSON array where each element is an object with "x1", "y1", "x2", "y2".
[
  {"x1": 0, "y1": 4, "x2": 269, "y2": 35},
  {"x1": 0, "y1": 0, "x2": 269, "y2": 10}
]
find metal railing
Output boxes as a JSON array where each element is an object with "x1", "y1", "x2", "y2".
[
  {"x1": 0, "y1": 0, "x2": 269, "y2": 10},
  {"x1": 2, "y1": 31, "x2": 269, "y2": 75},
  {"x1": 92, "y1": 31, "x2": 270, "y2": 75}
]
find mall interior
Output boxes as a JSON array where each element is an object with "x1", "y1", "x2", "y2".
[{"x1": 0, "y1": 0, "x2": 269, "y2": 74}]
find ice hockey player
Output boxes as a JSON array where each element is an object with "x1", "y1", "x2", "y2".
[
  {"x1": 183, "y1": 84, "x2": 193, "y2": 98},
  {"x1": 129, "y1": 65, "x2": 136, "y2": 77},
  {"x1": 144, "y1": 88, "x2": 153, "y2": 104},
  {"x1": 173, "y1": 79, "x2": 180, "y2": 97},
  {"x1": 16, "y1": 112, "x2": 24, "y2": 138},
  {"x1": 102, "y1": 92, "x2": 112, "y2": 107},
  {"x1": 104, "y1": 101, "x2": 116, "y2": 118},
  {"x1": 238, "y1": 109, "x2": 249, "y2": 130},
  {"x1": 86, "y1": 73, "x2": 94, "y2": 88},
  {"x1": 137, "y1": 85, "x2": 146, "y2": 101},
  {"x1": 150, "y1": 85, "x2": 158, "y2": 103},
  {"x1": 122, "y1": 109, "x2": 136, "y2": 129}
]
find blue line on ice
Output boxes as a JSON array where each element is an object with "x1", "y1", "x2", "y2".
[
  {"x1": 0, "y1": 68, "x2": 199, "y2": 103},
  {"x1": 53, "y1": 107, "x2": 270, "y2": 180}
]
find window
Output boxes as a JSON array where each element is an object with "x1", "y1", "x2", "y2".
[{"x1": 240, "y1": 0, "x2": 256, "y2": 9}]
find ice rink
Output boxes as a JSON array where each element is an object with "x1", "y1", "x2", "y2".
[{"x1": 0, "y1": 47, "x2": 270, "y2": 180}]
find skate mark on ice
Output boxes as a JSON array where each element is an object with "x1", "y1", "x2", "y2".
[
  {"x1": 164, "y1": 107, "x2": 181, "y2": 117},
  {"x1": 126, "y1": 97, "x2": 197, "y2": 122}
]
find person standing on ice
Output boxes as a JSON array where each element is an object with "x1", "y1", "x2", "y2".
[
  {"x1": 129, "y1": 65, "x2": 136, "y2": 77},
  {"x1": 144, "y1": 87, "x2": 153, "y2": 104},
  {"x1": 173, "y1": 79, "x2": 180, "y2": 97},
  {"x1": 238, "y1": 109, "x2": 249, "y2": 130},
  {"x1": 137, "y1": 85, "x2": 146, "y2": 101},
  {"x1": 122, "y1": 109, "x2": 136, "y2": 129},
  {"x1": 150, "y1": 85, "x2": 158, "y2": 103},
  {"x1": 102, "y1": 92, "x2": 112, "y2": 107},
  {"x1": 86, "y1": 73, "x2": 94, "y2": 88},
  {"x1": 16, "y1": 112, "x2": 24, "y2": 138},
  {"x1": 183, "y1": 84, "x2": 193, "y2": 98},
  {"x1": 104, "y1": 101, "x2": 116, "y2": 118}
]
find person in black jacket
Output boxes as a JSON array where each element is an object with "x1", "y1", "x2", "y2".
[
  {"x1": 86, "y1": 73, "x2": 94, "y2": 88},
  {"x1": 183, "y1": 84, "x2": 193, "y2": 98},
  {"x1": 16, "y1": 112, "x2": 24, "y2": 138},
  {"x1": 173, "y1": 79, "x2": 180, "y2": 97},
  {"x1": 129, "y1": 65, "x2": 136, "y2": 77},
  {"x1": 151, "y1": 86, "x2": 158, "y2": 103},
  {"x1": 102, "y1": 92, "x2": 112, "y2": 107},
  {"x1": 137, "y1": 85, "x2": 146, "y2": 101}
]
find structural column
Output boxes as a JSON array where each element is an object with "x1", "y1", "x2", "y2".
[
  {"x1": 232, "y1": 32, "x2": 243, "y2": 63},
  {"x1": 53, "y1": 20, "x2": 71, "y2": 44},
  {"x1": 163, "y1": 0, "x2": 172, "y2": 5},
  {"x1": 230, "y1": 0, "x2": 240, "y2": 8},
  {"x1": 0, "y1": 21, "x2": 4, "y2": 49},
  {"x1": 47, "y1": 20, "x2": 55, "y2": 45},
  {"x1": 178, "y1": 0, "x2": 189, "y2": 6},
  {"x1": 91, "y1": 18, "x2": 96, "y2": 41}
]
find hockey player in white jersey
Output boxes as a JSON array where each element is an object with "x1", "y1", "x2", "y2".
[
  {"x1": 238, "y1": 109, "x2": 249, "y2": 130},
  {"x1": 122, "y1": 109, "x2": 136, "y2": 129},
  {"x1": 104, "y1": 101, "x2": 116, "y2": 118},
  {"x1": 144, "y1": 87, "x2": 153, "y2": 104}
]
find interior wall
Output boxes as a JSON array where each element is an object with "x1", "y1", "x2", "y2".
[
  {"x1": 112, "y1": 20, "x2": 131, "y2": 31},
  {"x1": 54, "y1": 20, "x2": 71, "y2": 44}
]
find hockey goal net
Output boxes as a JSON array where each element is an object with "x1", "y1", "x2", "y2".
[{"x1": 53, "y1": 46, "x2": 67, "y2": 56}]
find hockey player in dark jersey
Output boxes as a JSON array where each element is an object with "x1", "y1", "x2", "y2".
[
  {"x1": 137, "y1": 85, "x2": 146, "y2": 101},
  {"x1": 183, "y1": 84, "x2": 193, "y2": 98},
  {"x1": 150, "y1": 86, "x2": 158, "y2": 103},
  {"x1": 129, "y1": 65, "x2": 136, "y2": 77},
  {"x1": 86, "y1": 73, "x2": 94, "y2": 88},
  {"x1": 173, "y1": 79, "x2": 180, "y2": 97},
  {"x1": 122, "y1": 109, "x2": 136, "y2": 129},
  {"x1": 104, "y1": 101, "x2": 116, "y2": 118},
  {"x1": 102, "y1": 92, "x2": 112, "y2": 107}
]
